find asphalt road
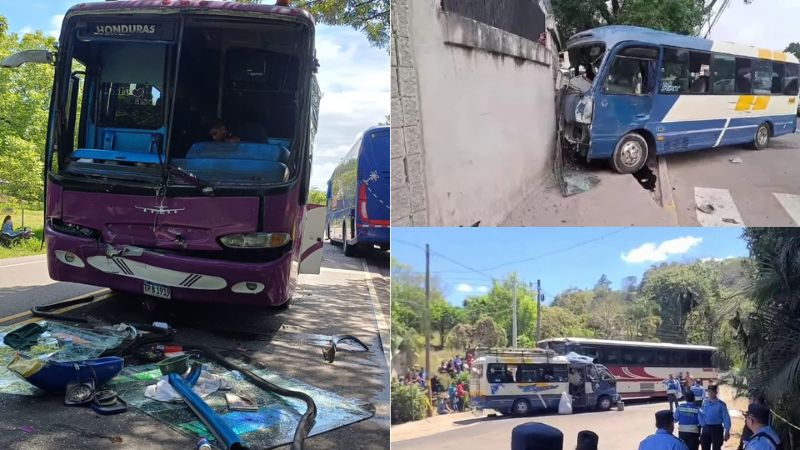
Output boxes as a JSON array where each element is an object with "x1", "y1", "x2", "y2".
[
  {"x1": 665, "y1": 118, "x2": 800, "y2": 226},
  {"x1": 0, "y1": 242, "x2": 390, "y2": 450},
  {"x1": 392, "y1": 399, "x2": 746, "y2": 450}
]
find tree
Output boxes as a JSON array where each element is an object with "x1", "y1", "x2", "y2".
[
  {"x1": 552, "y1": 288, "x2": 593, "y2": 315},
  {"x1": 538, "y1": 306, "x2": 595, "y2": 339},
  {"x1": 472, "y1": 316, "x2": 507, "y2": 348},
  {"x1": 445, "y1": 323, "x2": 474, "y2": 351},
  {"x1": 785, "y1": 43, "x2": 800, "y2": 61},
  {"x1": 0, "y1": 21, "x2": 56, "y2": 209},
  {"x1": 551, "y1": 0, "x2": 718, "y2": 42},
  {"x1": 234, "y1": 0, "x2": 389, "y2": 49},
  {"x1": 430, "y1": 299, "x2": 464, "y2": 346},
  {"x1": 308, "y1": 187, "x2": 327, "y2": 205},
  {"x1": 736, "y1": 228, "x2": 800, "y2": 448}
]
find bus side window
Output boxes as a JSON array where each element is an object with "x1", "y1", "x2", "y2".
[
  {"x1": 713, "y1": 54, "x2": 736, "y2": 94},
  {"x1": 688, "y1": 52, "x2": 711, "y2": 93},
  {"x1": 735, "y1": 57, "x2": 753, "y2": 94},
  {"x1": 604, "y1": 56, "x2": 651, "y2": 95},
  {"x1": 771, "y1": 62, "x2": 785, "y2": 94},
  {"x1": 660, "y1": 48, "x2": 689, "y2": 94},
  {"x1": 784, "y1": 64, "x2": 799, "y2": 96},
  {"x1": 753, "y1": 59, "x2": 773, "y2": 95}
]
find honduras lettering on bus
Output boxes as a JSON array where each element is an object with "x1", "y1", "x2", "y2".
[{"x1": 94, "y1": 24, "x2": 157, "y2": 35}]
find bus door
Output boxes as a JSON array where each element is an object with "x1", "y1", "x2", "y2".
[
  {"x1": 592, "y1": 45, "x2": 659, "y2": 156},
  {"x1": 298, "y1": 205, "x2": 325, "y2": 274}
]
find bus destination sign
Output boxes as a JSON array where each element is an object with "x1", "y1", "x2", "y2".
[{"x1": 79, "y1": 23, "x2": 175, "y2": 40}]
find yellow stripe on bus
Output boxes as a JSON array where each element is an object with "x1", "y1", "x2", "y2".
[
  {"x1": 752, "y1": 96, "x2": 771, "y2": 111},
  {"x1": 735, "y1": 95, "x2": 756, "y2": 111},
  {"x1": 758, "y1": 49, "x2": 773, "y2": 60},
  {"x1": 773, "y1": 51, "x2": 787, "y2": 62}
]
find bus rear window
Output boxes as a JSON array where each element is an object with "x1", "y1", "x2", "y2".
[
  {"x1": 98, "y1": 83, "x2": 163, "y2": 129},
  {"x1": 785, "y1": 64, "x2": 799, "y2": 95}
]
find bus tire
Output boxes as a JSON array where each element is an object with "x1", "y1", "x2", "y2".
[
  {"x1": 512, "y1": 399, "x2": 531, "y2": 416},
  {"x1": 610, "y1": 133, "x2": 649, "y2": 174},
  {"x1": 343, "y1": 222, "x2": 358, "y2": 257},
  {"x1": 597, "y1": 395, "x2": 612, "y2": 411},
  {"x1": 752, "y1": 123, "x2": 770, "y2": 150}
]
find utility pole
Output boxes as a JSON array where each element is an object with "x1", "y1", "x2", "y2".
[
  {"x1": 512, "y1": 276, "x2": 517, "y2": 347},
  {"x1": 425, "y1": 244, "x2": 432, "y2": 416},
  {"x1": 536, "y1": 279, "x2": 542, "y2": 344}
]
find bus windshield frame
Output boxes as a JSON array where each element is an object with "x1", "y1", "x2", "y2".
[{"x1": 50, "y1": 8, "x2": 317, "y2": 195}]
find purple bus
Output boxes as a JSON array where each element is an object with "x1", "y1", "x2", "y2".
[{"x1": 1, "y1": 1, "x2": 325, "y2": 307}]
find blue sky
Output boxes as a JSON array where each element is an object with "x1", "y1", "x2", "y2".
[
  {"x1": 0, "y1": 0, "x2": 389, "y2": 190},
  {"x1": 392, "y1": 227, "x2": 749, "y2": 307}
]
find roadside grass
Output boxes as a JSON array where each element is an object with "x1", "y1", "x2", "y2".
[{"x1": 0, "y1": 208, "x2": 45, "y2": 259}]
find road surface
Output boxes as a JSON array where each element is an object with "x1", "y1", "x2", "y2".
[
  {"x1": 0, "y1": 242, "x2": 389, "y2": 450},
  {"x1": 392, "y1": 398, "x2": 747, "y2": 450},
  {"x1": 665, "y1": 119, "x2": 800, "y2": 226}
]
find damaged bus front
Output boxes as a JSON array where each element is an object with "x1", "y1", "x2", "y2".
[
  {"x1": 560, "y1": 26, "x2": 799, "y2": 174},
  {"x1": 3, "y1": 1, "x2": 324, "y2": 307}
]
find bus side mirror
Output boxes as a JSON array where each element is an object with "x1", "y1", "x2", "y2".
[{"x1": 0, "y1": 50, "x2": 55, "y2": 68}]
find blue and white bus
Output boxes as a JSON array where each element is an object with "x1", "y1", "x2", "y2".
[
  {"x1": 562, "y1": 26, "x2": 800, "y2": 173},
  {"x1": 326, "y1": 126, "x2": 389, "y2": 256}
]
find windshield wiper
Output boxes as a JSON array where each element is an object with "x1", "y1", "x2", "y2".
[{"x1": 166, "y1": 165, "x2": 215, "y2": 195}]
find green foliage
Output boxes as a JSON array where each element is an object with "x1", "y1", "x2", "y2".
[
  {"x1": 785, "y1": 43, "x2": 800, "y2": 60},
  {"x1": 539, "y1": 306, "x2": 595, "y2": 339},
  {"x1": 463, "y1": 275, "x2": 538, "y2": 346},
  {"x1": 737, "y1": 228, "x2": 800, "y2": 446},
  {"x1": 0, "y1": 21, "x2": 56, "y2": 209},
  {"x1": 552, "y1": 0, "x2": 715, "y2": 43},
  {"x1": 472, "y1": 315, "x2": 507, "y2": 348},
  {"x1": 390, "y1": 380, "x2": 429, "y2": 424},
  {"x1": 234, "y1": 0, "x2": 389, "y2": 49},
  {"x1": 307, "y1": 188, "x2": 326, "y2": 205}
]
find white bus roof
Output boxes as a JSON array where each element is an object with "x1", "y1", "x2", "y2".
[{"x1": 538, "y1": 337, "x2": 717, "y2": 351}]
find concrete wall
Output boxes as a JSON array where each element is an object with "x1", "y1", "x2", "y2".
[{"x1": 390, "y1": 0, "x2": 558, "y2": 227}]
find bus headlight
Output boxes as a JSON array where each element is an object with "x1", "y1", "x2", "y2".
[
  {"x1": 575, "y1": 96, "x2": 593, "y2": 124},
  {"x1": 219, "y1": 232, "x2": 290, "y2": 249}
]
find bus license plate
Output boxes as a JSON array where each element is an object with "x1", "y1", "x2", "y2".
[{"x1": 143, "y1": 281, "x2": 171, "y2": 299}]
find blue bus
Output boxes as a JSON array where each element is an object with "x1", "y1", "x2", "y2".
[
  {"x1": 562, "y1": 26, "x2": 800, "y2": 173},
  {"x1": 326, "y1": 126, "x2": 389, "y2": 256}
]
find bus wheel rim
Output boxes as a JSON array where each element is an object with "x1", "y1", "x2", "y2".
[
  {"x1": 757, "y1": 127, "x2": 768, "y2": 146},
  {"x1": 621, "y1": 141, "x2": 642, "y2": 166}
]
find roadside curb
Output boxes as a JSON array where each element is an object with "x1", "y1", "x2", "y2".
[
  {"x1": 362, "y1": 258, "x2": 390, "y2": 369},
  {"x1": 657, "y1": 156, "x2": 680, "y2": 226}
]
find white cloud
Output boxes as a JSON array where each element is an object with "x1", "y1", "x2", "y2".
[
  {"x1": 700, "y1": 255, "x2": 737, "y2": 263},
  {"x1": 478, "y1": 286, "x2": 489, "y2": 293},
  {"x1": 18, "y1": 26, "x2": 33, "y2": 35},
  {"x1": 47, "y1": 14, "x2": 64, "y2": 38},
  {"x1": 621, "y1": 236, "x2": 703, "y2": 263},
  {"x1": 456, "y1": 284, "x2": 473, "y2": 293}
]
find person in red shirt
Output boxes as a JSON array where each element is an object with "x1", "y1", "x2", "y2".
[{"x1": 456, "y1": 381, "x2": 466, "y2": 411}]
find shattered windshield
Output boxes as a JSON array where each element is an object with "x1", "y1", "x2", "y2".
[
  {"x1": 57, "y1": 18, "x2": 310, "y2": 188},
  {"x1": 566, "y1": 43, "x2": 606, "y2": 90}
]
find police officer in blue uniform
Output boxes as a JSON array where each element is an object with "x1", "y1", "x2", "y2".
[
  {"x1": 691, "y1": 380, "x2": 706, "y2": 406},
  {"x1": 699, "y1": 384, "x2": 731, "y2": 450},
  {"x1": 675, "y1": 391, "x2": 702, "y2": 450},
  {"x1": 744, "y1": 403, "x2": 782, "y2": 450},
  {"x1": 639, "y1": 410, "x2": 689, "y2": 450},
  {"x1": 663, "y1": 374, "x2": 682, "y2": 412}
]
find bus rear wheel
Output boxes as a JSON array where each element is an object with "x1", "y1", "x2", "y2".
[
  {"x1": 611, "y1": 133, "x2": 649, "y2": 174},
  {"x1": 752, "y1": 123, "x2": 770, "y2": 150},
  {"x1": 597, "y1": 395, "x2": 612, "y2": 411},
  {"x1": 512, "y1": 399, "x2": 531, "y2": 416}
]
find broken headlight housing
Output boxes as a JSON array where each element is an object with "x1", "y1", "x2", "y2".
[
  {"x1": 575, "y1": 96, "x2": 594, "y2": 124},
  {"x1": 219, "y1": 232, "x2": 290, "y2": 249}
]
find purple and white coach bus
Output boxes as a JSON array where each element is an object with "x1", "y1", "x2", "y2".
[{"x1": 1, "y1": 0, "x2": 326, "y2": 307}]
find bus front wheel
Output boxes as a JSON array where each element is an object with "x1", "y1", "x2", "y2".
[
  {"x1": 752, "y1": 123, "x2": 770, "y2": 150},
  {"x1": 611, "y1": 133, "x2": 649, "y2": 174},
  {"x1": 512, "y1": 399, "x2": 531, "y2": 416},
  {"x1": 597, "y1": 395, "x2": 612, "y2": 411}
]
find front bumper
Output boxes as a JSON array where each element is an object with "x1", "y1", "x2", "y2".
[{"x1": 46, "y1": 223, "x2": 296, "y2": 307}]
